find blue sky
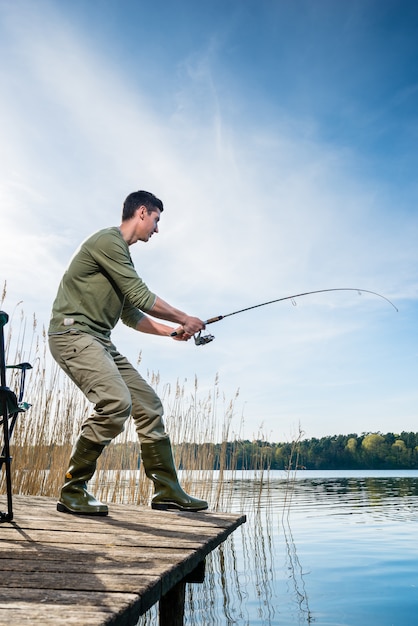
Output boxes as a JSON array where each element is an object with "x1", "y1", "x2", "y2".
[{"x1": 1, "y1": 0, "x2": 417, "y2": 442}]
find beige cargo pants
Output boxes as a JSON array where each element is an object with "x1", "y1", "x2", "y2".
[{"x1": 48, "y1": 330, "x2": 167, "y2": 445}]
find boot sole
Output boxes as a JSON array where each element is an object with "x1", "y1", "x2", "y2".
[
  {"x1": 56, "y1": 502, "x2": 108, "y2": 516},
  {"x1": 151, "y1": 502, "x2": 208, "y2": 512}
]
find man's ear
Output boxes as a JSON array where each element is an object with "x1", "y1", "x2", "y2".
[{"x1": 136, "y1": 205, "x2": 147, "y2": 220}]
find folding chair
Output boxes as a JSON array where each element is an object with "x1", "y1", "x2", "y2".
[{"x1": 0, "y1": 311, "x2": 32, "y2": 522}]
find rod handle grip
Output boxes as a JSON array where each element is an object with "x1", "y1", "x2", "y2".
[
  {"x1": 170, "y1": 328, "x2": 184, "y2": 337},
  {"x1": 170, "y1": 314, "x2": 223, "y2": 336},
  {"x1": 205, "y1": 315, "x2": 223, "y2": 325}
]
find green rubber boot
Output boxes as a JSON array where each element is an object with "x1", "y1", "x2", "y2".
[
  {"x1": 57, "y1": 435, "x2": 108, "y2": 516},
  {"x1": 141, "y1": 438, "x2": 208, "y2": 512}
]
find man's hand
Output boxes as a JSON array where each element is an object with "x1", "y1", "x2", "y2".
[
  {"x1": 183, "y1": 316, "x2": 205, "y2": 337},
  {"x1": 172, "y1": 316, "x2": 205, "y2": 341}
]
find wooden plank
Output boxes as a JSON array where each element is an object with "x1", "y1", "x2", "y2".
[
  {"x1": 0, "y1": 588, "x2": 141, "y2": 626},
  {"x1": 0, "y1": 495, "x2": 246, "y2": 625},
  {"x1": 0, "y1": 546, "x2": 197, "y2": 564}
]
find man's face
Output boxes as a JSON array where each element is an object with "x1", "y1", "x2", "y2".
[{"x1": 137, "y1": 206, "x2": 160, "y2": 242}]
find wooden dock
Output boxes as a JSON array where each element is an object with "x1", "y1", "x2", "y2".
[{"x1": 0, "y1": 495, "x2": 246, "y2": 625}]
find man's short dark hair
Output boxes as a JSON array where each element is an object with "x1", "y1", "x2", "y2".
[{"x1": 122, "y1": 190, "x2": 164, "y2": 221}]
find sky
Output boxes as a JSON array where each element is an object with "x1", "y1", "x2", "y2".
[{"x1": 1, "y1": 0, "x2": 418, "y2": 443}]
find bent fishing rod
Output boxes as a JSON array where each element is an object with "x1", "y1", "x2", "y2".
[{"x1": 171, "y1": 288, "x2": 398, "y2": 346}]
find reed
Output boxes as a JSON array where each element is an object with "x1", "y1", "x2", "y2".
[{"x1": 280, "y1": 425, "x2": 304, "y2": 522}]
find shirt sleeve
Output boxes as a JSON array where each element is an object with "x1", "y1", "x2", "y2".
[{"x1": 120, "y1": 299, "x2": 145, "y2": 329}]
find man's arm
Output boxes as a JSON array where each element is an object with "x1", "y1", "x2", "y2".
[
  {"x1": 136, "y1": 315, "x2": 187, "y2": 340},
  {"x1": 148, "y1": 296, "x2": 205, "y2": 338}
]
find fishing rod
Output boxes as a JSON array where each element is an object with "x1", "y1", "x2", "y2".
[{"x1": 171, "y1": 288, "x2": 398, "y2": 346}]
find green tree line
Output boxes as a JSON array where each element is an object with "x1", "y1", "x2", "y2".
[{"x1": 177, "y1": 432, "x2": 418, "y2": 470}]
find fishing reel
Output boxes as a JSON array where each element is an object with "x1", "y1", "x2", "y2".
[{"x1": 194, "y1": 331, "x2": 215, "y2": 346}]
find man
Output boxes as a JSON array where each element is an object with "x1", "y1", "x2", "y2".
[{"x1": 48, "y1": 190, "x2": 208, "y2": 516}]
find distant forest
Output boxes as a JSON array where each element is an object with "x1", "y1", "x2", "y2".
[{"x1": 173, "y1": 432, "x2": 418, "y2": 471}]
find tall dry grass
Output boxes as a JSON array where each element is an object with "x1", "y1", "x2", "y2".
[{"x1": 1, "y1": 296, "x2": 270, "y2": 512}]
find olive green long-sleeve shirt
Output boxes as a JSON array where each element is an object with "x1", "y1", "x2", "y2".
[{"x1": 49, "y1": 227, "x2": 156, "y2": 339}]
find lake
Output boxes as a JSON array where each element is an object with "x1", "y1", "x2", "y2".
[{"x1": 137, "y1": 470, "x2": 418, "y2": 625}]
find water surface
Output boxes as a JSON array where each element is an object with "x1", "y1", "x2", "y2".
[{"x1": 139, "y1": 470, "x2": 418, "y2": 625}]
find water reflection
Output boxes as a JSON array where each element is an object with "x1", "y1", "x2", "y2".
[
  {"x1": 136, "y1": 470, "x2": 418, "y2": 625},
  {"x1": 281, "y1": 473, "x2": 418, "y2": 521},
  {"x1": 281, "y1": 517, "x2": 312, "y2": 625}
]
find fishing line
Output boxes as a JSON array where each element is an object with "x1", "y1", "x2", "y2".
[{"x1": 171, "y1": 288, "x2": 398, "y2": 346}]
